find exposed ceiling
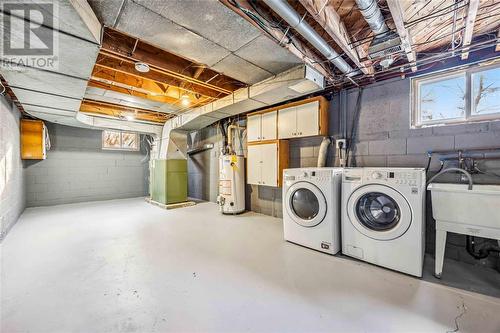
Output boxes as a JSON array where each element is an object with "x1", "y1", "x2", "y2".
[
  {"x1": 2, "y1": 0, "x2": 499, "y2": 132},
  {"x1": 224, "y1": 0, "x2": 500, "y2": 86},
  {"x1": 87, "y1": 0, "x2": 304, "y2": 84},
  {"x1": 81, "y1": 27, "x2": 247, "y2": 124}
]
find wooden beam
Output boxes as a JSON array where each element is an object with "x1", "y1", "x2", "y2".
[
  {"x1": 87, "y1": 80, "x2": 180, "y2": 105},
  {"x1": 298, "y1": 0, "x2": 373, "y2": 75},
  {"x1": 80, "y1": 99, "x2": 172, "y2": 124},
  {"x1": 96, "y1": 52, "x2": 227, "y2": 98},
  {"x1": 461, "y1": 0, "x2": 480, "y2": 60},
  {"x1": 90, "y1": 68, "x2": 215, "y2": 108},
  {"x1": 386, "y1": 0, "x2": 417, "y2": 72},
  {"x1": 102, "y1": 28, "x2": 245, "y2": 92}
]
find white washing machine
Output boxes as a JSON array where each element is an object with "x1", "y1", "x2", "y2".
[
  {"x1": 341, "y1": 168, "x2": 426, "y2": 277},
  {"x1": 283, "y1": 168, "x2": 343, "y2": 254}
]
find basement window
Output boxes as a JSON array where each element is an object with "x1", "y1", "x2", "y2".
[
  {"x1": 412, "y1": 63, "x2": 500, "y2": 127},
  {"x1": 102, "y1": 130, "x2": 139, "y2": 151}
]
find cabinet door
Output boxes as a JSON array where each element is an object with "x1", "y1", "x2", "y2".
[
  {"x1": 260, "y1": 111, "x2": 277, "y2": 140},
  {"x1": 247, "y1": 115, "x2": 261, "y2": 142},
  {"x1": 278, "y1": 106, "x2": 297, "y2": 139},
  {"x1": 247, "y1": 145, "x2": 262, "y2": 185},
  {"x1": 260, "y1": 143, "x2": 278, "y2": 187},
  {"x1": 296, "y1": 101, "x2": 319, "y2": 137}
]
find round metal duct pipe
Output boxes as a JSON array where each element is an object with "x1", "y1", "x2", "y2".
[
  {"x1": 355, "y1": 0, "x2": 389, "y2": 36},
  {"x1": 262, "y1": 0, "x2": 354, "y2": 75}
]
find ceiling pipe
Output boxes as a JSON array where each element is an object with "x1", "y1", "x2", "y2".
[
  {"x1": 262, "y1": 0, "x2": 355, "y2": 76},
  {"x1": 355, "y1": 0, "x2": 389, "y2": 37}
]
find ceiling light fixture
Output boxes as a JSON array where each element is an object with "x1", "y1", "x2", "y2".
[
  {"x1": 134, "y1": 62, "x2": 150, "y2": 73},
  {"x1": 180, "y1": 94, "x2": 190, "y2": 106},
  {"x1": 125, "y1": 112, "x2": 135, "y2": 121}
]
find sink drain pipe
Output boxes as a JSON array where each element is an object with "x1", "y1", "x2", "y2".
[{"x1": 466, "y1": 236, "x2": 500, "y2": 259}]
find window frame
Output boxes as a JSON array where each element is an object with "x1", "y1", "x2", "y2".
[
  {"x1": 411, "y1": 62, "x2": 500, "y2": 128},
  {"x1": 102, "y1": 130, "x2": 140, "y2": 151}
]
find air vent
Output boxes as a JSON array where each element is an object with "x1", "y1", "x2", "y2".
[{"x1": 367, "y1": 32, "x2": 403, "y2": 60}]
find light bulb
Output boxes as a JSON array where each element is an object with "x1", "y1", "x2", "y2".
[{"x1": 180, "y1": 94, "x2": 190, "y2": 106}]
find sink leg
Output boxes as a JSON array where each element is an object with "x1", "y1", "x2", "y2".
[{"x1": 435, "y1": 229, "x2": 447, "y2": 279}]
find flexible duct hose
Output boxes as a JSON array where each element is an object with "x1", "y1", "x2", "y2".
[
  {"x1": 317, "y1": 137, "x2": 331, "y2": 167},
  {"x1": 426, "y1": 167, "x2": 473, "y2": 190}
]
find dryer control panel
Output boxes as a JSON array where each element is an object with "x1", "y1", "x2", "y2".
[
  {"x1": 364, "y1": 168, "x2": 423, "y2": 187},
  {"x1": 284, "y1": 168, "x2": 341, "y2": 184},
  {"x1": 284, "y1": 170, "x2": 332, "y2": 182},
  {"x1": 342, "y1": 168, "x2": 424, "y2": 187}
]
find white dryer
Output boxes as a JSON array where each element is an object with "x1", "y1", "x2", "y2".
[
  {"x1": 283, "y1": 168, "x2": 343, "y2": 254},
  {"x1": 341, "y1": 168, "x2": 426, "y2": 277}
]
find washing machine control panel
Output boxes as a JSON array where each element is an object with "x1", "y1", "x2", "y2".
[
  {"x1": 366, "y1": 170, "x2": 420, "y2": 186},
  {"x1": 284, "y1": 170, "x2": 334, "y2": 183}
]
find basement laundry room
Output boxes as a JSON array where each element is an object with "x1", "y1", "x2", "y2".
[{"x1": 2, "y1": 0, "x2": 500, "y2": 332}]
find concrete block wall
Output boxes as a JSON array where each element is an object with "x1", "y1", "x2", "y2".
[
  {"x1": 25, "y1": 123, "x2": 149, "y2": 207},
  {"x1": 0, "y1": 95, "x2": 26, "y2": 241}
]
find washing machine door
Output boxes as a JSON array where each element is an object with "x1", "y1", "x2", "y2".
[
  {"x1": 347, "y1": 184, "x2": 412, "y2": 240},
  {"x1": 285, "y1": 181, "x2": 327, "y2": 227}
]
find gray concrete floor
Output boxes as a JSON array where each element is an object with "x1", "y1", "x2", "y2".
[{"x1": 2, "y1": 198, "x2": 500, "y2": 333}]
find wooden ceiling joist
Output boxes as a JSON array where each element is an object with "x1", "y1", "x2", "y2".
[
  {"x1": 101, "y1": 28, "x2": 244, "y2": 93},
  {"x1": 298, "y1": 0, "x2": 374, "y2": 75},
  {"x1": 96, "y1": 52, "x2": 225, "y2": 99},
  {"x1": 386, "y1": 0, "x2": 417, "y2": 72},
  {"x1": 87, "y1": 80, "x2": 180, "y2": 105},
  {"x1": 90, "y1": 67, "x2": 215, "y2": 107},
  {"x1": 80, "y1": 99, "x2": 171, "y2": 124},
  {"x1": 461, "y1": 0, "x2": 480, "y2": 60}
]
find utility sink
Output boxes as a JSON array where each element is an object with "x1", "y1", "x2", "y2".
[{"x1": 427, "y1": 183, "x2": 500, "y2": 278}]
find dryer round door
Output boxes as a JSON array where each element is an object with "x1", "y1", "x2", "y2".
[
  {"x1": 285, "y1": 181, "x2": 327, "y2": 227},
  {"x1": 346, "y1": 184, "x2": 412, "y2": 240}
]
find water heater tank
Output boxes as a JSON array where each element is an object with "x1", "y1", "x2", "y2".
[{"x1": 217, "y1": 155, "x2": 245, "y2": 214}]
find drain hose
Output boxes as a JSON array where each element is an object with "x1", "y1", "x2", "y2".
[{"x1": 426, "y1": 167, "x2": 473, "y2": 190}]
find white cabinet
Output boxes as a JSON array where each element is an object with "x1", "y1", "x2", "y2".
[
  {"x1": 247, "y1": 115, "x2": 261, "y2": 142},
  {"x1": 278, "y1": 100, "x2": 326, "y2": 139},
  {"x1": 277, "y1": 106, "x2": 296, "y2": 139},
  {"x1": 247, "y1": 111, "x2": 277, "y2": 142},
  {"x1": 247, "y1": 145, "x2": 262, "y2": 185},
  {"x1": 296, "y1": 101, "x2": 319, "y2": 137},
  {"x1": 247, "y1": 141, "x2": 289, "y2": 187},
  {"x1": 261, "y1": 111, "x2": 277, "y2": 140},
  {"x1": 260, "y1": 143, "x2": 278, "y2": 186}
]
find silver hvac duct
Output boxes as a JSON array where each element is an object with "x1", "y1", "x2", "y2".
[
  {"x1": 262, "y1": 0, "x2": 354, "y2": 75},
  {"x1": 355, "y1": 0, "x2": 389, "y2": 36}
]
